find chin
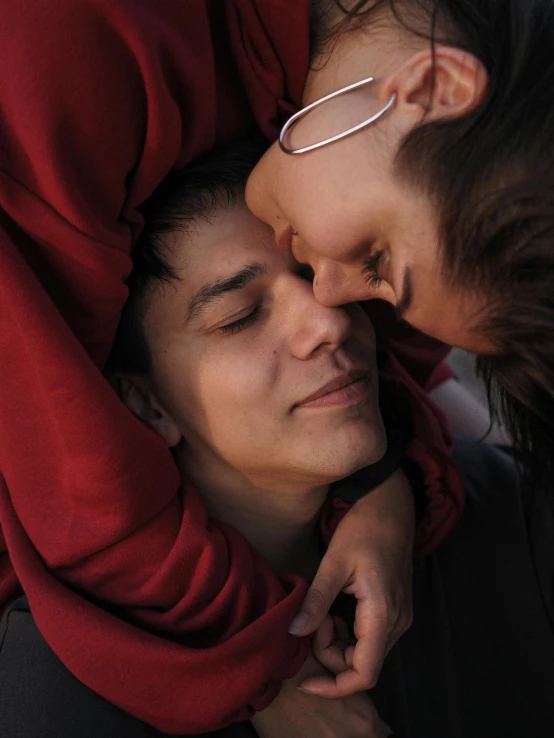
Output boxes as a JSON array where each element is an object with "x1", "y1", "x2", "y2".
[
  {"x1": 309, "y1": 423, "x2": 388, "y2": 483},
  {"x1": 345, "y1": 434, "x2": 387, "y2": 477}
]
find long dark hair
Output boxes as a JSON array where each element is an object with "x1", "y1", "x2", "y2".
[{"x1": 312, "y1": 0, "x2": 554, "y2": 484}]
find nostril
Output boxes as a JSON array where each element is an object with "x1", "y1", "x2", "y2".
[{"x1": 298, "y1": 264, "x2": 315, "y2": 283}]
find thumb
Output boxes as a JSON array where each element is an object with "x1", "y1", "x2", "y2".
[{"x1": 288, "y1": 562, "x2": 343, "y2": 636}]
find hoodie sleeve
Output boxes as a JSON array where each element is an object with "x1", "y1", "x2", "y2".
[{"x1": 0, "y1": 0, "x2": 312, "y2": 732}]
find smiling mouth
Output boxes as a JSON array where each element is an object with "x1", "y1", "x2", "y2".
[{"x1": 294, "y1": 371, "x2": 372, "y2": 410}]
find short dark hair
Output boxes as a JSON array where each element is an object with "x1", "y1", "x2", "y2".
[
  {"x1": 106, "y1": 134, "x2": 267, "y2": 375},
  {"x1": 312, "y1": 0, "x2": 554, "y2": 482}
]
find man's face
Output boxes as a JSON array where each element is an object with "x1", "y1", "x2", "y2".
[{"x1": 142, "y1": 198, "x2": 386, "y2": 490}]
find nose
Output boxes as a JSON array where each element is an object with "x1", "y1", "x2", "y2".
[
  {"x1": 308, "y1": 258, "x2": 371, "y2": 308},
  {"x1": 290, "y1": 240, "x2": 370, "y2": 308},
  {"x1": 284, "y1": 278, "x2": 352, "y2": 361}
]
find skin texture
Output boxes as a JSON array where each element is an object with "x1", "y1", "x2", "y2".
[{"x1": 246, "y1": 19, "x2": 494, "y2": 354}]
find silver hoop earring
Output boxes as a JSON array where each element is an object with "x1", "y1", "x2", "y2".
[{"x1": 279, "y1": 76, "x2": 396, "y2": 156}]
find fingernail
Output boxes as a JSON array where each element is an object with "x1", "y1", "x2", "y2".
[{"x1": 288, "y1": 613, "x2": 310, "y2": 635}]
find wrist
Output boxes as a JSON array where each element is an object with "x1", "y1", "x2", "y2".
[{"x1": 353, "y1": 469, "x2": 414, "y2": 527}]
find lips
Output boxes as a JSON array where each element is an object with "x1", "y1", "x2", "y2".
[
  {"x1": 276, "y1": 225, "x2": 294, "y2": 252},
  {"x1": 294, "y1": 369, "x2": 371, "y2": 409}
]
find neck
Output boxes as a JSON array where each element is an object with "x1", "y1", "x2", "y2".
[{"x1": 175, "y1": 444, "x2": 327, "y2": 579}]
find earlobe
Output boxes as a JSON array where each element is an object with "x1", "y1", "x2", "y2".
[
  {"x1": 116, "y1": 376, "x2": 182, "y2": 448},
  {"x1": 382, "y1": 46, "x2": 488, "y2": 123}
]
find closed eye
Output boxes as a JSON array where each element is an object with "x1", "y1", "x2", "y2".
[
  {"x1": 362, "y1": 250, "x2": 384, "y2": 288},
  {"x1": 218, "y1": 306, "x2": 260, "y2": 336}
]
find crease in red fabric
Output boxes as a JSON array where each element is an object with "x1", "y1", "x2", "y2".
[{"x1": 0, "y1": 0, "x2": 463, "y2": 731}]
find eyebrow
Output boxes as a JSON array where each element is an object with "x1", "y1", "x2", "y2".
[
  {"x1": 395, "y1": 267, "x2": 413, "y2": 320},
  {"x1": 185, "y1": 261, "x2": 267, "y2": 325}
]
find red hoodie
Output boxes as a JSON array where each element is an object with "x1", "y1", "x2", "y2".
[{"x1": 0, "y1": 0, "x2": 461, "y2": 732}]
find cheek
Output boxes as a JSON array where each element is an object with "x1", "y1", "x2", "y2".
[
  {"x1": 414, "y1": 314, "x2": 492, "y2": 353},
  {"x1": 254, "y1": 145, "x2": 377, "y2": 268},
  {"x1": 404, "y1": 285, "x2": 492, "y2": 353},
  {"x1": 266, "y1": 151, "x2": 342, "y2": 242},
  {"x1": 400, "y1": 275, "x2": 456, "y2": 343},
  {"x1": 290, "y1": 154, "x2": 388, "y2": 258},
  {"x1": 149, "y1": 345, "x2": 204, "y2": 430},
  {"x1": 187, "y1": 343, "x2": 284, "y2": 452},
  {"x1": 294, "y1": 189, "x2": 382, "y2": 268}
]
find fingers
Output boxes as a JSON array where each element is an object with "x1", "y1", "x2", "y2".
[
  {"x1": 304, "y1": 600, "x2": 413, "y2": 697},
  {"x1": 312, "y1": 615, "x2": 335, "y2": 653},
  {"x1": 312, "y1": 616, "x2": 352, "y2": 675},
  {"x1": 299, "y1": 657, "x2": 390, "y2": 699},
  {"x1": 345, "y1": 644, "x2": 355, "y2": 669},
  {"x1": 303, "y1": 558, "x2": 414, "y2": 692},
  {"x1": 303, "y1": 597, "x2": 406, "y2": 696},
  {"x1": 303, "y1": 620, "x2": 385, "y2": 696},
  {"x1": 288, "y1": 559, "x2": 345, "y2": 636},
  {"x1": 299, "y1": 670, "x2": 364, "y2": 698},
  {"x1": 332, "y1": 615, "x2": 351, "y2": 643}
]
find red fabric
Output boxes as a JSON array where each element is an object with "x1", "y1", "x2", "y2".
[{"x1": 0, "y1": 0, "x2": 464, "y2": 733}]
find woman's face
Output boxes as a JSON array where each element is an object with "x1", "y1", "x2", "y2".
[{"x1": 246, "y1": 26, "x2": 493, "y2": 353}]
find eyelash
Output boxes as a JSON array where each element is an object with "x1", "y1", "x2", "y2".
[
  {"x1": 219, "y1": 306, "x2": 260, "y2": 335},
  {"x1": 363, "y1": 250, "x2": 384, "y2": 289},
  {"x1": 217, "y1": 268, "x2": 311, "y2": 336}
]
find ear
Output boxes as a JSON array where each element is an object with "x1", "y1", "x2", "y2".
[
  {"x1": 117, "y1": 375, "x2": 182, "y2": 448},
  {"x1": 381, "y1": 45, "x2": 488, "y2": 124}
]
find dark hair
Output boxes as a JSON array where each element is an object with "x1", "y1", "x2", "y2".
[
  {"x1": 312, "y1": 0, "x2": 554, "y2": 483},
  {"x1": 106, "y1": 134, "x2": 267, "y2": 375}
]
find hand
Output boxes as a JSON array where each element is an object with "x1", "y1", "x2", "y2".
[
  {"x1": 251, "y1": 652, "x2": 391, "y2": 738},
  {"x1": 288, "y1": 469, "x2": 415, "y2": 697}
]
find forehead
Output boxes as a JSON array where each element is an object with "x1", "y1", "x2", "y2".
[
  {"x1": 148, "y1": 201, "x2": 276, "y2": 317},
  {"x1": 171, "y1": 199, "x2": 274, "y2": 281}
]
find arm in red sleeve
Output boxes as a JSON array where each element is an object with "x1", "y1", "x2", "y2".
[{"x1": 0, "y1": 0, "x2": 312, "y2": 732}]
